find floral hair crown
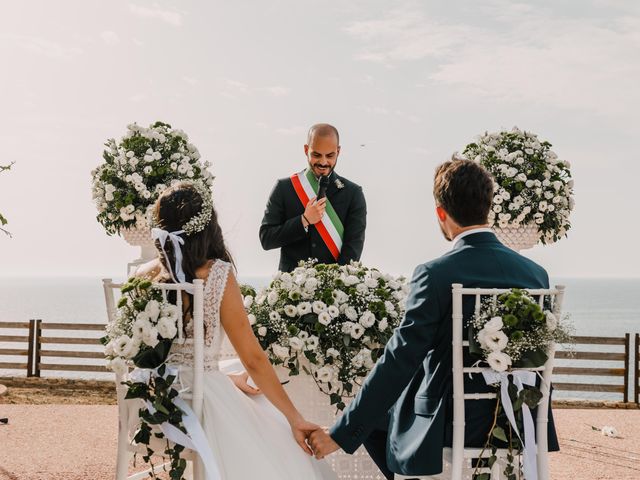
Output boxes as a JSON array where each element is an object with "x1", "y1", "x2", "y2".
[{"x1": 181, "y1": 181, "x2": 213, "y2": 235}]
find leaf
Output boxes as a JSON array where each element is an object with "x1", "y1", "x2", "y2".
[
  {"x1": 492, "y1": 426, "x2": 508, "y2": 442},
  {"x1": 488, "y1": 455, "x2": 497, "y2": 468},
  {"x1": 475, "y1": 474, "x2": 490, "y2": 480},
  {"x1": 522, "y1": 388, "x2": 543, "y2": 408}
]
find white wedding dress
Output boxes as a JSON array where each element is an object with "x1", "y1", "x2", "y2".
[{"x1": 169, "y1": 260, "x2": 337, "y2": 480}]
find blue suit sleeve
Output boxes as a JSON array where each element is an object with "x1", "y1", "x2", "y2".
[{"x1": 329, "y1": 263, "x2": 442, "y2": 453}]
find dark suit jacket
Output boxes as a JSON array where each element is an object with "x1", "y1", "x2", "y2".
[
  {"x1": 259, "y1": 170, "x2": 367, "y2": 272},
  {"x1": 330, "y1": 231, "x2": 559, "y2": 476}
]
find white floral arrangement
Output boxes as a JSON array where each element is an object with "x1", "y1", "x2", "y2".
[
  {"x1": 462, "y1": 127, "x2": 575, "y2": 244},
  {"x1": 468, "y1": 289, "x2": 572, "y2": 478},
  {"x1": 103, "y1": 277, "x2": 180, "y2": 374},
  {"x1": 242, "y1": 261, "x2": 409, "y2": 410},
  {"x1": 91, "y1": 121, "x2": 213, "y2": 236},
  {"x1": 102, "y1": 277, "x2": 190, "y2": 479}
]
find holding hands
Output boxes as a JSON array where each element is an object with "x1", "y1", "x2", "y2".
[{"x1": 307, "y1": 428, "x2": 340, "y2": 459}]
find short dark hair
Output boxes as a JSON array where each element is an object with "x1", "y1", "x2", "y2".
[
  {"x1": 307, "y1": 123, "x2": 339, "y2": 145},
  {"x1": 433, "y1": 157, "x2": 494, "y2": 226}
]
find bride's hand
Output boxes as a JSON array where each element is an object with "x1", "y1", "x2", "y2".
[
  {"x1": 289, "y1": 415, "x2": 320, "y2": 456},
  {"x1": 228, "y1": 371, "x2": 261, "y2": 395}
]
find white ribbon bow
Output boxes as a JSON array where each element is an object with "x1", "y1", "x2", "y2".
[
  {"x1": 129, "y1": 366, "x2": 222, "y2": 480},
  {"x1": 151, "y1": 227, "x2": 186, "y2": 283},
  {"x1": 482, "y1": 370, "x2": 538, "y2": 480}
]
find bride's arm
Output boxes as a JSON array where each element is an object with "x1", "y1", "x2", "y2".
[{"x1": 219, "y1": 271, "x2": 317, "y2": 454}]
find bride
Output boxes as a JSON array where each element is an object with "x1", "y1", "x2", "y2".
[{"x1": 136, "y1": 180, "x2": 336, "y2": 479}]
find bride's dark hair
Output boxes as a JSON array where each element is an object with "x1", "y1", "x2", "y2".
[{"x1": 153, "y1": 181, "x2": 234, "y2": 283}]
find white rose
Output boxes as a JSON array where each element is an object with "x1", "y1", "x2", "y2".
[
  {"x1": 326, "y1": 348, "x2": 340, "y2": 358},
  {"x1": 269, "y1": 311, "x2": 281, "y2": 321},
  {"x1": 365, "y1": 277, "x2": 378, "y2": 289},
  {"x1": 327, "y1": 305, "x2": 340, "y2": 318},
  {"x1": 142, "y1": 327, "x2": 160, "y2": 348},
  {"x1": 298, "y1": 330, "x2": 309, "y2": 340},
  {"x1": 284, "y1": 305, "x2": 298, "y2": 318},
  {"x1": 243, "y1": 295, "x2": 254, "y2": 309},
  {"x1": 350, "y1": 324, "x2": 365, "y2": 339},
  {"x1": 318, "y1": 312, "x2": 332, "y2": 326},
  {"x1": 161, "y1": 304, "x2": 179, "y2": 322},
  {"x1": 289, "y1": 337, "x2": 305, "y2": 351},
  {"x1": 341, "y1": 321, "x2": 355, "y2": 334},
  {"x1": 344, "y1": 275, "x2": 359, "y2": 286},
  {"x1": 516, "y1": 173, "x2": 527, "y2": 182},
  {"x1": 144, "y1": 300, "x2": 160, "y2": 322},
  {"x1": 297, "y1": 302, "x2": 311, "y2": 316},
  {"x1": 356, "y1": 283, "x2": 368, "y2": 294},
  {"x1": 315, "y1": 366, "x2": 333, "y2": 383},
  {"x1": 487, "y1": 351, "x2": 512, "y2": 373},
  {"x1": 378, "y1": 317, "x2": 388, "y2": 331},
  {"x1": 312, "y1": 301, "x2": 326, "y2": 314},
  {"x1": 257, "y1": 326, "x2": 267, "y2": 336},
  {"x1": 345, "y1": 306, "x2": 358, "y2": 321},
  {"x1": 247, "y1": 314, "x2": 257, "y2": 325},
  {"x1": 484, "y1": 317, "x2": 504, "y2": 333},
  {"x1": 267, "y1": 291, "x2": 278, "y2": 306},
  {"x1": 157, "y1": 317, "x2": 177, "y2": 339},
  {"x1": 108, "y1": 357, "x2": 128, "y2": 376},
  {"x1": 485, "y1": 330, "x2": 509, "y2": 351},
  {"x1": 545, "y1": 311, "x2": 558, "y2": 331},
  {"x1": 305, "y1": 335, "x2": 319, "y2": 351},
  {"x1": 304, "y1": 277, "x2": 319, "y2": 291},
  {"x1": 359, "y1": 311, "x2": 376, "y2": 328},
  {"x1": 113, "y1": 335, "x2": 131, "y2": 356},
  {"x1": 272, "y1": 344, "x2": 290, "y2": 360}
]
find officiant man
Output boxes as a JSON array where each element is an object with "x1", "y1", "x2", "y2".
[
  {"x1": 259, "y1": 123, "x2": 367, "y2": 272},
  {"x1": 308, "y1": 158, "x2": 559, "y2": 479}
]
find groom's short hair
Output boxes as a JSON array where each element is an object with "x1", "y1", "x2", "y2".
[{"x1": 433, "y1": 157, "x2": 494, "y2": 226}]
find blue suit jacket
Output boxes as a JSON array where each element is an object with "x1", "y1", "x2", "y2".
[{"x1": 330, "y1": 232, "x2": 559, "y2": 476}]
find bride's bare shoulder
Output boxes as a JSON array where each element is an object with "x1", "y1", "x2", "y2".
[{"x1": 134, "y1": 258, "x2": 163, "y2": 279}]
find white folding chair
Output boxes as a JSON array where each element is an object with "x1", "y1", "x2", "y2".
[
  {"x1": 395, "y1": 284, "x2": 565, "y2": 480},
  {"x1": 102, "y1": 278, "x2": 206, "y2": 480}
]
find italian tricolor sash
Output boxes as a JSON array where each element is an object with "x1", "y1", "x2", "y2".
[{"x1": 290, "y1": 170, "x2": 344, "y2": 260}]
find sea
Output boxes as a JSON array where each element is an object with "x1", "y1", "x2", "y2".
[{"x1": 1, "y1": 276, "x2": 638, "y2": 400}]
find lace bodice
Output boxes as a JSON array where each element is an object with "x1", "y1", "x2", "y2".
[{"x1": 169, "y1": 260, "x2": 232, "y2": 371}]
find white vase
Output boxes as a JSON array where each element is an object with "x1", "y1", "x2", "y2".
[
  {"x1": 276, "y1": 366, "x2": 383, "y2": 480},
  {"x1": 493, "y1": 223, "x2": 541, "y2": 252},
  {"x1": 121, "y1": 224, "x2": 157, "y2": 274}
]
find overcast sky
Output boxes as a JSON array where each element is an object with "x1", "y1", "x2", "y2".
[{"x1": 0, "y1": 0, "x2": 638, "y2": 279}]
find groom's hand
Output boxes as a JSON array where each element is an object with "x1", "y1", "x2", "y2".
[{"x1": 308, "y1": 428, "x2": 340, "y2": 459}]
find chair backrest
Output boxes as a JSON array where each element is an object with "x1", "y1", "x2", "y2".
[
  {"x1": 102, "y1": 277, "x2": 205, "y2": 479},
  {"x1": 450, "y1": 284, "x2": 565, "y2": 480}
]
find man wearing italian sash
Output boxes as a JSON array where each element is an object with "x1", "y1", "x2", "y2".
[{"x1": 260, "y1": 123, "x2": 367, "y2": 272}]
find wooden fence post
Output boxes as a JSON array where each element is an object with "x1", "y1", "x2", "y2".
[
  {"x1": 624, "y1": 333, "x2": 630, "y2": 403},
  {"x1": 34, "y1": 319, "x2": 42, "y2": 378},
  {"x1": 27, "y1": 319, "x2": 36, "y2": 377},
  {"x1": 635, "y1": 334, "x2": 639, "y2": 404}
]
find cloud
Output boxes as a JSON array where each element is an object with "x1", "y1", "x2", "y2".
[
  {"x1": 182, "y1": 76, "x2": 198, "y2": 85},
  {"x1": 129, "y1": 4, "x2": 183, "y2": 27},
  {"x1": 221, "y1": 79, "x2": 290, "y2": 98},
  {"x1": 100, "y1": 31, "x2": 120, "y2": 46},
  {"x1": 345, "y1": 6, "x2": 640, "y2": 114},
  {"x1": 260, "y1": 86, "x2": 290, "y2": 97},
  {"x1": 1, "y1": 34, "x2": 82, "y2": 60}
]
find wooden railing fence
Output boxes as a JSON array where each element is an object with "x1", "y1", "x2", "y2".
[{"x1": 1, "y1": 321, "x2": 639, "y2": 405}]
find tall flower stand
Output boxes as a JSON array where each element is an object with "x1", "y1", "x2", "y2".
[
  {"x1": 277, "y1": 367, "x2": 383, "y2": 480},
  {"x1": 493, "y1": 223, "x2": 541, "y2": 252},
  {"x1": 121, "y1": 226, "x2": 156, "y2": 275}
]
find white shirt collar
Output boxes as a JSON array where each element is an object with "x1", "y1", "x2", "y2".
[{"x1": 452, "y1": 227, "x2": 493, "y2": 249}]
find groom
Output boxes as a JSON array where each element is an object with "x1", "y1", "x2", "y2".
[{"x1": 308, "y1": 158, "x2": 559, "y2": 479}]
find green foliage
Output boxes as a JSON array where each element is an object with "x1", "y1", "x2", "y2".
[{"x1": 0, "y1": 162, "x2": 14, "y2": 237}]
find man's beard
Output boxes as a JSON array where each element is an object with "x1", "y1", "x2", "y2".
[{"x1": 309, "y1": 161, "x2": 334, "y2": 177}]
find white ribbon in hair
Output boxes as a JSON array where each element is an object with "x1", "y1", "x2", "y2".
[
  {"x1": 151, "y1": 227, "x2": 186, "y2": 283},
  {"x1": 129, "y1": 366, "x2": 222, "y2": 480},
  {"x1": 482, "y1": 370, "x2": 538, "y2": 480}
]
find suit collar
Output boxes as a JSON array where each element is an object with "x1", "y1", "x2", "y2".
[{"x1": 452, "y1": 230, "x2": 501, "y2": 250}]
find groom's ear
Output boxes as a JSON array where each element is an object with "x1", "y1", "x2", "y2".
[{"x1": 436, "y1": 206, "x2": 447, "y2": 222}]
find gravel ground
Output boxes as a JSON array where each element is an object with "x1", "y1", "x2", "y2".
[{"x1": 0, "y1": 404, "x2": 638, "y2": 479}]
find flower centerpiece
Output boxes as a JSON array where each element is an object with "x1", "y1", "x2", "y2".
[
  {"x1": 102, "y1": 277, "x2": 188, "y2": 480},
  {"x1": 462, "y1": 128, "x2": 575, "y2": 250},
  {"x1": 91, "y1": 121, "x2": 213, "y2": 259},
  {"x1": 469, "y1": 289, "x2": 572, "y2": 479},
  {"x1": 242, "y1": 260, "x2": 409, "y2": 410}
]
